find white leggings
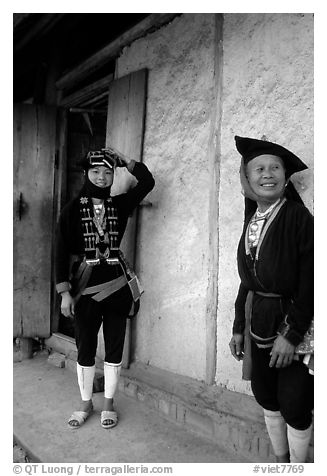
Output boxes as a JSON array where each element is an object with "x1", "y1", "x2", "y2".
[
  {"x1": 264, "y1": 409, "x2": 313, "y2": 462},
  {"x1": 76, "y1": 361, "x2": 122, "y2": 401}
]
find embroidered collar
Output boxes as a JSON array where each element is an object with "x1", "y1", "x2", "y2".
[
  {"x1": 245, "y1": 198, "x2": 286, "y2": 259},
  {"x1": 247, "y1": 199, "x2": 282, "y2": 248},
  {"x1": 255, "y1": 199, "x2": 281, "y2": 218}
]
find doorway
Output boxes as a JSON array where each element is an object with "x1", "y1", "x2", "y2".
[
  {"x1": 55, "y1": 69, "x2": 148, "y2": 369},
  {"x1": 57, "y1": 109, "x2": 107, "y2": 338}
]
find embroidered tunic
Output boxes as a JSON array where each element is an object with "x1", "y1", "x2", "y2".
[
  {"x1": 232, "y1": 199, "x2": 313, "y2": 347},
  {"x1": 55, "y1": 161, "x2": 155, "y2": 295}
]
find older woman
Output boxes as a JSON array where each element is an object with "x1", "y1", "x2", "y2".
[
  {"x1": 56, "y1": 147, "x2": 155, "y2": 429},
  {"x1": 229, "y1": 136, "x2": 313, "y2": 463}
]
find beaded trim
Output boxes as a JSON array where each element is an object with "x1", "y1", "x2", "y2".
[{"x1": 79, "y1": 196, "x2": 119, "y2": 263}]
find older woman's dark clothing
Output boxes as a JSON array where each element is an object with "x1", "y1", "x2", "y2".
[
  {"x1": 232, "y1": 135, "x2": 313, "y2": 462},
  {"x1": 234, "y1": 199, "x2": 313, "y2": 346},
  {"x1": 232, "y1": 198, "x2": 313, "y2": 430}
]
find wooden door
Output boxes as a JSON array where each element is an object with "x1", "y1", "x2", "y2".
[
  {"x1": 103, "y1": 69, "x2": 147, "y2": 367},
  {"x1": 106, "y1": 69, "x2": 147, "y2": 263},
  {"x1": 13, "y1": 104, "x2": 57, "y2": 338}
]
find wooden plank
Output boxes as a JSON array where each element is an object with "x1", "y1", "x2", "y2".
[
  {"x1": 13, "y1": 104, "x2": 57, "y2": 338},
  {"x1": 105, "y1": 69, "x2": 147, "y2": 369},
  {"x1": 59, "y1": 74, "x2": 113, "y2": 108},
  {"x1": 18, "y1": 338, "x2": 33, "y2": 360},
  {"x1": 56, "y1": 14, "x2": 179, "y2": 90},
  {"x1": 106, "y1": 69, "x2": 147, "y2": 264},
  {"x1": 51, "y1": 108, "x2": 68, "y2": 333}
]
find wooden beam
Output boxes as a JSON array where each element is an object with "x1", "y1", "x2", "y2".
[
  {"x1": 59, "y1": 74, "x2": 113, "y2": 108},
  {"x1": 13, "y1": 13, "x2": 32, "y2": 29},
  {"x1": 14, "y1": 14, "x2": 65, "y2": 51},
  {"x1": 79, "y1": 91, "x2": 109, "y2": 108},
  {"x1": 56, "y1": 13, "x2": 180, "y2": 90},
  {"x1": 69, "y1": 107, "x2": 107, "y2": 114}
]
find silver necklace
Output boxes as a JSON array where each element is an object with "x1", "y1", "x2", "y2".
[{"x1": 93, "y1": 203, "x2": 105, "y2": 236}]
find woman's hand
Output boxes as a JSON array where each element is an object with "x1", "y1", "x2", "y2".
[
  {"x1": 60, "y1": 291, "x2": 75, "y2": 318},
  {"x1": 229, "y1": 334, "x2": 244, "y2": 361},
  {"x1": 269, "y1": 335, "x2": 295, "y2": 368},
  {"x1": 106, "y1": 145, "x2": 131, "y2": 167}
]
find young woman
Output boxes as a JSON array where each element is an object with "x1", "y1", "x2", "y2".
[
  {"x1": 229, "y1": 136, "x2": 313, "y2": 463},
  {"x1": 55, "y1": 147, "x2": 155, "y2": 429}
]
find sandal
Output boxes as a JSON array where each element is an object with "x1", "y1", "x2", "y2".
[
  {"x1": 68, "y1": 404, "x2": 93, "y2": 429},
  {"x1": 101, "y1": 410, "x2": 118, "y2": 429}
]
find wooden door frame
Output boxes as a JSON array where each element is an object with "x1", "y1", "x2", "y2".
[
  {"x1": 13, "y1": 103, "x2": 57, "y2": 338},
  {"x1": 50, "y1": 107, "x2": 68, "y2": 334}
]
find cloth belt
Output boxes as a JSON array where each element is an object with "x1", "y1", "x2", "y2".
[
  {"x1": 255, "y1": 291, "x2": 282, "y2": 298},
  {"x1": 242, "y1": 291, "x2": 283, "y2": 380},
  {"x1": 82, "y1": 275, "x2": 127, "y2": 302}
]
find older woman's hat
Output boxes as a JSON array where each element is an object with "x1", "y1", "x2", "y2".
[
  {"x1": 235, "y1": 135, "x2": 308, "y2": 176},
  {"x1": 78, "y1": 148, "x2": 120, "y2": 170}
]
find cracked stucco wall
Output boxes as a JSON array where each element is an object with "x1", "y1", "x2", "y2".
[
  {"x1": 114, "y1": 13, "x2": 313, "y2": 391},
  {"x1": 116, "y1": 14, "x2": 217, "y2": 380}
]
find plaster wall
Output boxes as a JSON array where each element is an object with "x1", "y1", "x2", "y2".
[
  {"x1": 217, "y1": 13, "x2": 314, "y2": 393},
  {"x1": 115, "y1": 13, "x2": 313, "y2": 390},
  {"x1": 116, "y1": 14, "x2": 217, "y2": 380}
]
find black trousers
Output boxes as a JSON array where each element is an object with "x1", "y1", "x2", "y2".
[
  {"x1": 74, "y1": 284, "x2": 132, "y2": 366},
  {"x1": 251, "y1": 343, "x2": 314, "y2": 430}
]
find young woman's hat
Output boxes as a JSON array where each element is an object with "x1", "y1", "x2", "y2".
[{"x1": 79, "y1": 148, "x2": 120, "y2": 170}]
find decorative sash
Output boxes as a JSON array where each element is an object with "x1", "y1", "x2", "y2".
[
  {"x1": 82, "y1": 275, "x2": 128, "y2": 302},
  {"x1": 79, "y1": 196, "x2": 119, "y2": 264}
]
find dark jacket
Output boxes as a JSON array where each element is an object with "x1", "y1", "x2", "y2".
[
  {"x1": 55, "y1": 161, "x2": 155, "y2": 293},
  {"x1": 233, "y1": 199, "x2": 313, "y2": 346}
]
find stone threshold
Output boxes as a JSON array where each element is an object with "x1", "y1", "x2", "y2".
[{"x1": 45, "y1": 332, "x2": 313, "y2": 463}]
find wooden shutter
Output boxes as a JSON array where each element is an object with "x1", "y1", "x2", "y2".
[
  {"x1": 101, "y1": 69, "x2": 147, "y2": 367},
  {"x1": 13, "y1": 104, "x2": 57, "y2": 338},
  {"x1": 106, "y1": 69, "x2": 147, "y2": 264}
]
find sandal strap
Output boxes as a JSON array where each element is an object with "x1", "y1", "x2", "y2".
[
  {"x1": 68, "y1": 411, "x2": 89, "y2": 425},
  {"x1": 68, "y1": 404, "x2": 93, "y2": 426},
  {"x1": 101, "y1": 410, "x2": 118, "y2": 424}
]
